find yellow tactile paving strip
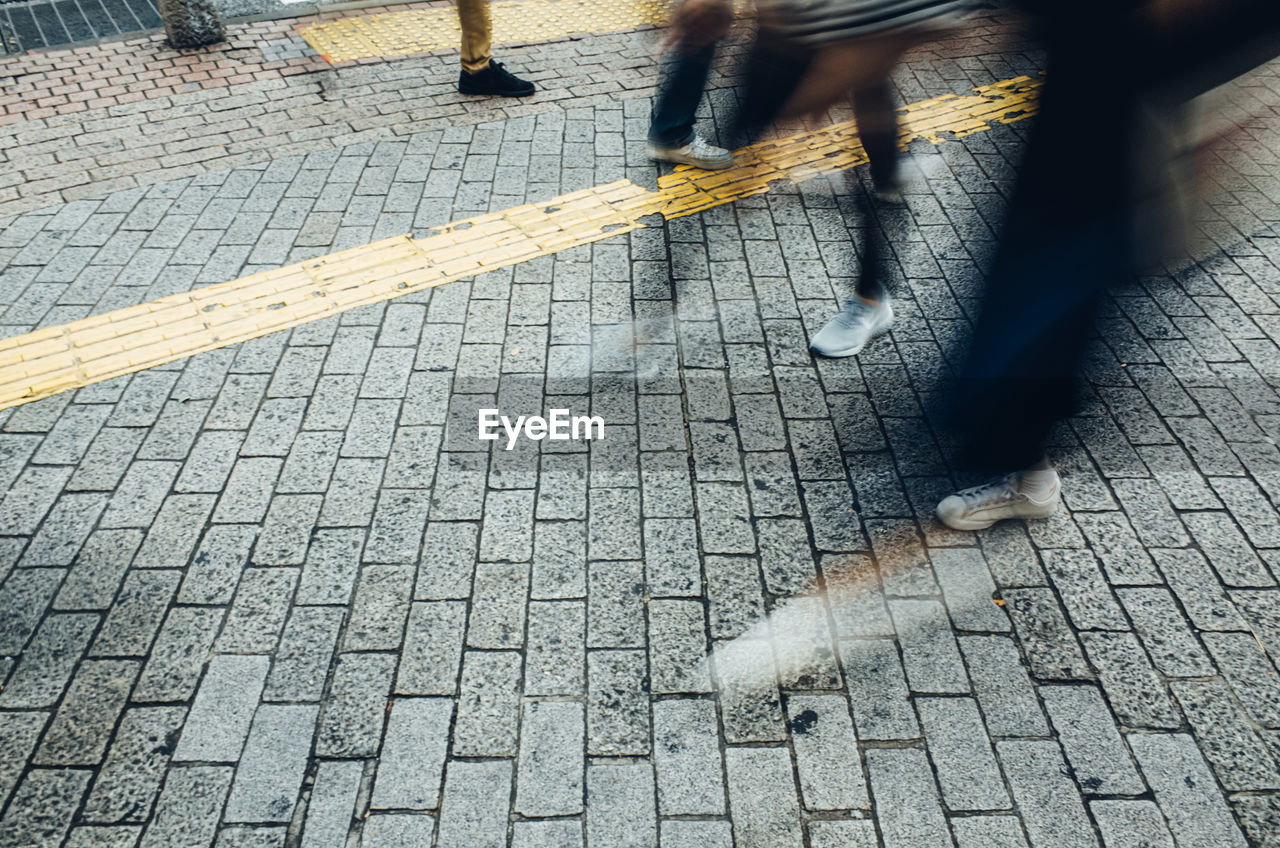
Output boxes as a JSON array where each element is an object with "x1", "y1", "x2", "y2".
[
  {"x1": 301, "y1": 0, "x2": 668, "y2": 63},
  {"x1": 0, "y1": 76, "x2": 1039, "y2": 411}
]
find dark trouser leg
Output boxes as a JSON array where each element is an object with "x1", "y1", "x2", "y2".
[
  {"x1": 852, "y1": 79, "x2": 899, "y2": 190},
  {"x1": 949, "y1": 30, "x2": 1136, "y2": 474},
  {"x1": 649, "y1": 43, "x2": 716, "y2": 147},
  {"x1": 851, "y1": 184, "x2": 889, "y2": 302}
]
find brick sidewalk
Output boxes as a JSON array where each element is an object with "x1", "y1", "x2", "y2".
[{"x1": 3, "y1": 8, "x2": 1280, "y2": 848}]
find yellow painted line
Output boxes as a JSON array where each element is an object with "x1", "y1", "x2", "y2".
[
  {"x1": 301, "y1": 0, "x2": 668, "y2": 63},
  {"x1": 0, "y1": 76, "x2": 1039, "y2": 411}
]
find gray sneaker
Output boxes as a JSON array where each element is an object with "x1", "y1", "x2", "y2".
[
  {"x1": 646, "y1": 134, "x2": 733, "y2": 170},
  {"x1": 809, "y1": 297, "x2": 893, "y2": 358},
  {"x1": 935, "y1": 471, "x2": 1062, "y2": 531}
]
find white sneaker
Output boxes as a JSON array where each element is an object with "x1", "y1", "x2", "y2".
[
  {"x1": 809, "y1": 297, "x2": 893, "y2": 358},
  {"x1": 646, "y1": 134, "x2": 733, "y2": 170},
  {"x1": 935, "y1": 471, "x2": 1062, "y2": 531}
]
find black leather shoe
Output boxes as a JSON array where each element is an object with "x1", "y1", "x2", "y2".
[{"x1": 458, "y1": 60, "x2": 535, "y2": 97}]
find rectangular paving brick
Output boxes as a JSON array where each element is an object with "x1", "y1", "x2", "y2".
[
  {"x1": 452, "y1": 650, "x2": 521, "y2": 757},
  {"x1": 865, "y1": 748, "x2": 951, "y2": 848},
  {"x1": 435, "y1": 760, "x2": 512, "y2": 848},
  {"x1": 138, "y1": 766, "x2": 233, "y2": 848},
  {"x1": 999, "y1": 740, "x2": 1099, "y2": 848},
  {"x1": 315, "y1": 652, "x2": 396, "y2": 758},
  {"x1": 786, "y1": 694, "x2": 869, "y2": 811},
  {"x1": 587, "y1": 763, "x2": 658, "y2": 848},
  {"x1": 174, "y1": 654, "x2": 269, "y2": 762},
  {"x1": 301, "y1": 760, "x2": 363, "y2": 848},
  {"x1": 1130, "y1": 733, "x2": 1249, "y2": 848},
  {"x1": 371, "y1": 698, "x2": 452, "y2": 810},
  {"x1": 35, "y1": 659, "x2": 139, "y2": 766},
  {"x1": 224, "y1": 704, "x2": 318, "y2": 822},
  {"x1": 1041, "y1": 685, "x2": 1145, "y2": 795},
  {"x1": 918, "y1": 696, "x2": 1009, "y2": 810},
  {"x1": 515, "y1": 700, "x2": 585, "y2": 817}
]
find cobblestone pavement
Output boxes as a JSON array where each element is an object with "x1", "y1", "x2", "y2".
[{"x1": 3, "y1": 8, "x2": 1280, "y2": 848}]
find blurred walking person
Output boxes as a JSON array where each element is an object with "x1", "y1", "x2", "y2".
[
  {"x1": 647, "y1": 0, "x2": 736, "y2": 169},
  {"x1": 738, "y1": 0, "x2": 974, "y2": 357}
]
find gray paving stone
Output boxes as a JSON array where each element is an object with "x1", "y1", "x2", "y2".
[
  {"x1": 512, "y1": 820, "x2": 584, "y2": 848},
  {"x1": 1232, "y1": 794, "x2": 1280, "y2": 848},
  {"x1": 648, "y1": 599, "x2": 711, "y2": 694},
  {"x1": 224, "y1": 704, "x2": 318, "y2": 822},
  {"x1": 0, "y1": 711, "x2": 48, "y2": 811},
  {"x1": 0, "y1": 465, "x2": 73, "y2": 533},
  {"x1": 371, "y1": 697, "x2": 452, "y2": 810},
  {"x1": 958, "y1": 635, "x2": 1049, "y2": 736},
  {"x1": 918, "y1": 696, "x2": 1009, "y2": 810},
  {"x1": 0, "y1": 566, "x2": 65, "y2": 655},
  {"x1": 1040, "y1": 549, "x2": 1128, "y2": 630},
  {"x1": 35, "y1": 659, "x2": 138, "y2": 766},
  {"x1": 277, "y1": 431, "x2": 343, "y2": 493},
  {"x1": 178, "y1": 524, "x2": 257, "y2": 605},
  {"x1": 1130, "y1": 733, "x2": 1249, "y2": 848},
  {"x1": 315, "y1": 652, "x2": 396, "y2": 758},
  {"x1": 133, "y1": 494, "x2": 216, "y2": 568},
  {"x1": 176, "y1": 431, "x2": 245, "y2": 493},
  {"x1": 138, "y1": 766, "x2": 233, "y2": 848},
  {"x1": 213, "y1": 456, "x2": 281, "y2": 524},
  {"x1": 930, "y1": 547, "x2": 1009, "y2": 632},
  {"x1": 997, "y1": 740, "x2": 1099, "y2": 848},
  {"x1": 865, "y1": 748, "x2": 951, "y2": 848},
  {"x1": 643, "y1": 518, "x2": 701, "y2": 596},
  {"x1": 265, "y1": 605, "x2": 343, "y2": 702},
  {"x1": 360, "y1": 813, "x2": 437, "y2": 848},
  {"x1": 651, "y1": 698, "x2": 724, "y2": 816},
  {"x1": 1041, "y1": 686, "x2": 1145, "y2": 795},
  {"x1": 1090, "y1": 800, "x2": 1175, "y2": 848},
  {"x1": 1150, "y1": 547, "x2": 1248, "y2": 631},
  {"x1": 296, "y1": 528, "x2": 364, "y2": 605},
  {"x1": 0, "y1": 768, "x2": 92, "y2": 848},
  {"x1": 395, "y1": 601, "x2": 466, "y2": 695},
  {"x1": 840, "y1": 638, "x2": 919, "y2": 740},
  {"x1": 252, "y1": 494, "x2": 322, "y2": 564},
  {"x1": 587, "y1": 763, "x2": 658, "y2": 848},
  {"x1": 174, "y1": 654, "x2": 269, "y2": 762},
  {"x1": 300, "y1": 760, "x2": 362, "y2": 848},
  {"x1": 65, "y1": 825, "x2": 146, "y2": 847},
  {"x1": 662, "y1": 821, "x2": 735, "y2": 848},
  {"x1": 23, "y1": 492, "x2": 110, "y2": 566},
  {"x1": 83, "y1": 706, "x2": 186, "y2": 824},
  {"x1": 889, "y1": 599, "x2": 969, "y2": 694},
  {"x1": 1081, "y1": 630, "x2": 1181, "y2": 729},
  {"x1": 343, "y1": 564, "x2": 413, "y2": 651},
  {"x1": 217, "y1": 567, "x2": 298, "y2": 653},
  {"x1": 588, "y1": 648, "x2": 649, "y2": 755},
  {"x1": 1171, "y1": 678, "x2": 1280, "y2": 791},
  {"x1": 0, "y1": 612, "x2": 97, "y2": 708},
  {"x1": 133, "y1": 607, "x2": 225, "y2": 702},
  {"x1": 1201, "y1": 631, "x2": 1280, "y2": 728},
  {"x1": 950, "y1": 817, "x2": 1030, "y2": 848},
  {"x1": 786, "y1": 693, "x2": 869, "y2": 811},
  {"x1": 514, "y1": 700, "x2": 585, "y2": 817},
  {"x1": 453, "y1": 650, "x2": 521, "y2": 756},
  {"x1": 435, "y1": 760, "x2": 511, "y2": 848},
  {"x1": 416, "y1": 521, "x2": 478, "y2": 600},
  {"x1": 1003, "y1": 587, "x2": 1092, "y2": 681},
  {"x1": 1116, "y1": 587, "x2": 1217, "y2": 677}
]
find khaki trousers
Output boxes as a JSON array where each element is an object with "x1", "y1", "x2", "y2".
[{"x1": 457, "y1": 0, "x2": 492, "y2": 73}]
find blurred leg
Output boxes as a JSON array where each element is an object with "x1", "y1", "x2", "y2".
[{"x1": 648, "y1": 44, "x2": 717, "y2": 147}]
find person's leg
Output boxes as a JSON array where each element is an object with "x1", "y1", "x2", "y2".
[
  {"x1": 649, "y1": 43, "x2": 716, "y2": 147},
  {"x1": 456, "y1": 0, "x2": 535, "y2": 96},
  {"x1": 457, "y1": 0, "x2": 491, "y2": 74},
  {"x1": 852, "y1": 78, "x2": 901, "y2": 198}
]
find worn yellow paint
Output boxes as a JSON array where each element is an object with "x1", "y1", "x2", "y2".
[
  {"x1": 300, "y1": 0, "x2": 669, "y2": 63},
  {"x1": 0, "y1": 76, "x2": 1039, "y2": 411}
]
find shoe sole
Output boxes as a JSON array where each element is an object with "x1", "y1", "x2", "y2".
[
  {"x1": 808, "y1": 322, "x2": 892, "y2": 359},
  {"x1": 935, "y1": 500, "x2": 1060, "y2": 532},
  {"x1": 645, "y1": 147, "x2": 733, "y2": 170},
  {"x1": 458, "y1": 86, "x2": 535, "y2": 97}
]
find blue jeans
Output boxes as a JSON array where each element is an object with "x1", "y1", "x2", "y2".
[{"x1": 648, "y1": 44, "x2": 716, "y2": 147}]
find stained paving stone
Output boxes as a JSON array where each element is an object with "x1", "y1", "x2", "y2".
[
  {"x1": 997, "y1": 740, "x2": 1099, "y2": 848},
  {"x1": 138, "y1": 766, "x2": 234, "y2": 848},
  {"x1": 1040, "y1": 685, "x2": 1145, "y2": 795},
  {"x1": 83, "y1": 706, "x2": 187, "y2": 824},
  {"x1": 0, "y1": 768, "x2": 92, "y2": 848},
  {"x1": 1130, "y1": 733, "x2": 1250, "y2": 848},
  {"x1": 1089, "y1": 800, "x2": 1175, "y2": 848},
  {"x1": 1171, "y1": 678, "x2": 1280, "y2": 791},
  {"x1": 315, "y1": 652, "x2": 396, "y2": 758},
  {"x1": 223, "y1": 704, "x2": 318, "y2": 822},
  {"x1": 299, "y1": 760, "x2": 362, "y2": 848}
]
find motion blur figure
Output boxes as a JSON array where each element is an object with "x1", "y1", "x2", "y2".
[
  {"x1": 935, "y1": 0, "x2": 1280, "y2": 529},
  {"x1": 738, "y1": 0, "x2": 974, "y2": 358},
  {"x1": 647, "y1": 0, "x2": 737, "y2": 169}
]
